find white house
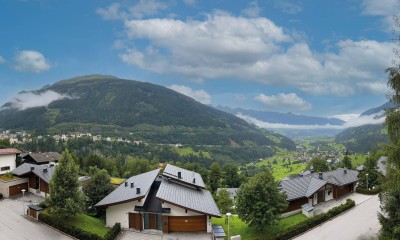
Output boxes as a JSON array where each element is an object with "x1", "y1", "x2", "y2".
[
  {"x1": 0, "y1": 148, "x2": 21, "y2": 174},
  {"x1": 95, "y1": 164, "x2": 221, "y2": 233}
]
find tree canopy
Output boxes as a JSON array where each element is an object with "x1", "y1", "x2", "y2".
[
  {"x1": 84, "y1": 167, "x2": 114, "y2": 214},
  {"x1": 216, "y1": 189, "x2": 234, "y2": 214},
  {"x1": 48, "y1": 149, "x2": 84, "y2": 217},
  {"x1": 236, "y1": 170, "x2": 288, "y2": 230},
  {"x1": 307, "y1": 157, "x2": 329, "y2": 172}
]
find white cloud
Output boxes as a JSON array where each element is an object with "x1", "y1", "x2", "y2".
[
  {"x1": 255, "y1": 93, "x2": 312, "y2": 111},
  {"x1": 117, "y1": 11, "x2": 393, "y2": 96},
  {"x1": 237, "y1": 110, "x2": 385, "y2": 130},
  {"x1": 168, "y1": 85, "x2": 211, "y2": 104},
  {"x1": 183, "y1": 0, "x2": 196, "y2": 7},
  {"x1": 96, "y1": 0, "x2": 167, "y2": 20},
  {"x1": 361, "y1": 0, "x2": 400, "y2": 30},
  {"x1": 242, "y1": 1, "x2": 261, "y2": 17},
  {"x1": 274, "y1": 0, "x2": 302, "y2": 14},
  {"x1": 332, "y1": 114, "x2": 360, "y2": 122},
  {"x1": 7, "y1": 90, "x2": 73, "y2": 110},
  {"x1": 0, "y1": 55, "x2": 6, "y2": 64},
  {"x1": 14, "y1": 50, "x2": 50, "y2": 73}
]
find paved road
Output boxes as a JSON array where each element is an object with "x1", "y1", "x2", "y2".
[
  {"x1": 294, "y1": 195, "x2": 380, "y2": 240},
  {"x1": 0, "y1": 198, "x2": 73, "y2": 240}
]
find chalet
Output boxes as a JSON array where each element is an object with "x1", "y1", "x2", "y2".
[
  {"x1": 12, "y1": 163, "x2": 55, "y2": 198},
  {"x1": 22, "y1": 152, "x2": 60, "y2": 165},
  {"x1": 95, "y1": 164, "x2": 221, "y2": 233},
  {"x1": 0, "y1": 148, "x2": 21, "y2": 174},
  {"x1": 280, "y1": 168, "x2": 358, "y2": 216}
]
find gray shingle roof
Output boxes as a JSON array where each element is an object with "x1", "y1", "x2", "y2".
[
  {"x1": 280, "y1": 168, "x2": 358, "y2": 201},
  {"x1": 12, "y1": 163, "x2": 55, "y2": 183},
  {"x1": 156, "y1": 178, "x2": 221, "y2": 217},
  {"x1": 23, "y1": 152, "x2": 60, "y2": 163},
  {"x1": 95, "y1": 168, "x2": 160, "y2": 207},
  {"x1": 162, "y1": 164, "x2": 205, "y2": 189},
  {"x1": 377, "y1": 156, "x2": 387, "y2": 176}
]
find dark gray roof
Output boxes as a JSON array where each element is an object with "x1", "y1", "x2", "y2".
[
  {"x1": 23, "y1": 152, "x2": 60, "y2": 163},
  {"x1": 156, "y1": 178, "x2": 221, "y2": 217},
  {"x1": 280, "y1": 168, "x2": 358, "y2": 201},
  {"x1": 162, "y1": 164, "x2": 205, "y2": 189},
  {"x1": 212, "y1": 225, "x2": 226, "y2": 237},
  {"x1": 12, "y1": 163, "x2": 55, "y2": 183},
  {"x1": 28, "y1": 204, "x2": 43, "y2": 211},
  {"x1": 95, "y1": 169, "x2": 160, "y2": 207},
  {"x1": 377, "y1": 156, "x2": 387, "y2": 176}
]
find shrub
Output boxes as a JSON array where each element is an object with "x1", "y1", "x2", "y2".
[
  {"x1": 104, "y1": 223, "x2": 121, "y2": 240},
  {"x1": 356, "y1": 187, "x2": 381, "y2": 195},
  {"x1": 272, "y1": 199, "x2": 355, "y2": 240}
]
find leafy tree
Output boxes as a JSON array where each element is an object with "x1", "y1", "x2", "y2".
[
  {"x1": 216, "y1": 189, "x2": 234, "y2": 214},
  {"x1": 84, "y1": 168, "x2": 114, "y2": 215},
  {"x1": 340, "y1": 150, "x2": 352, "y2": 169},
  {"x1": 48, "y1": 149, "x2": 85, "y2": 217},
  {"x1": 0, "y1": 139, "x2": 10, "y2": 148},
  {"x1": 359, "y1": 155, "x2": 380, "y2": 189},
  {"x1": 307, "y1": 157, "x2": 329, "y2": 172},
  {"x1": 209, "y1": 162, "x2": 221, "y2": 193},
  {"x1": 222, "y1": 163, "x2": 241, "y2": 188},
  {"x1": 236, "y1": 170, "x2": 288, "y2": 230},
  {"x1": 379, "y1": 14, "x2": 400, "y2": 240}
]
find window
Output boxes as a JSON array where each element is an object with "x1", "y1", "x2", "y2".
[{"x1": 1, "y1": 166, "x2": 10, "y2": 171}]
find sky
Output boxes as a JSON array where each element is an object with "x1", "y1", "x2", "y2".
[{"x1": 0, "y1": 0, "x2": 398, "y2": 119}]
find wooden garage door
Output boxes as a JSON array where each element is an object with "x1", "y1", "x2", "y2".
[
  {"x1": 9, "y1": 182, "x2": 28, "y2": 197},
  {"x1": 168, "y1": 215, "x2": 206, "y2": 232},
  {"x1": 129, "y1": 213, "x2": 142, "y2": 231},
  {"x1": 336, "y1": 184, "x2": 353, "y2": 198}
]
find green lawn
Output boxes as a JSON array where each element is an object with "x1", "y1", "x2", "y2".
[
  {"x1": 350, "y1": 154, "x2": 368, "y2": 167},
  {"x1": 110, "y1": 177, "x2": 125, "y2": 185},
  {"x1": 43, "y1": 210, "x2": 109, "y2": 237},
  {"x1": 212, "y1": 213, "x2": 307, "y2": 240}
]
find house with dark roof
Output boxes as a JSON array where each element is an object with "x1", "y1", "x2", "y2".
[
  {"x1": 95, "y1": 164, "x2": 221, "y2": 233},
  {"x1": 22, "y1": 152, "x2": 60, "y2": 165},
  {"x1": 280, "y1": 168, "x2": 358, "y2": 216},
  {"x1": 11, "y1": 163, "x2": 56, "y2": 198}
]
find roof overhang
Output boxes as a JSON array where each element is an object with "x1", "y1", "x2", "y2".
[{"x1": 156, "y1": 197, "x2": 222, "y2": 218}]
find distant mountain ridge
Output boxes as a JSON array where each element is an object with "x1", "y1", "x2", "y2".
[{"x1": 0, "y1": 75, "x2": 295, "y2": 149}]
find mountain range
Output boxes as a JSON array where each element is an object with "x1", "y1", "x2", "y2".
[{"x1": 0, "y1": 75, "x2": 295, "y2": 149}]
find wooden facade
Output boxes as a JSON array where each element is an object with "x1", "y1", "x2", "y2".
[
  {"x1": 283, "y1": 197, "x2": 308, "y2": 213},
  {"x1": 168, "y1": 215, "x2": 207, "y2": 232},
  {"x1": 9, "y1": 182, "x2": 28, "y2": 197}
]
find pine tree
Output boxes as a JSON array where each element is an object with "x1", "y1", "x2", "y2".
[
  {"x1": 341, "y1": 150, "x2": 352, "y2": 169},
  {"x1": 209, "y1": 162, "x2": 221, "y2": 193},
  {"x1": 379, "y1": 15, "x2": 400, "y2": 240},
  {"x1": 48, "y1": 149, "x2": 85, "y2": 217}
]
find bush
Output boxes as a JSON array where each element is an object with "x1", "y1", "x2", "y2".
[
  {"x1": 104, "y1": 223, "x2": 121, "y2": 240},
  {"x1": 272, "y1": 199, "x2": 355, "y2": 240},
  {"x1": 356, "y1": 187, "x2": 380, "y2": 195}
]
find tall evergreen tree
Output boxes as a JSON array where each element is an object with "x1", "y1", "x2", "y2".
[
  {"x1": 341, "y1": 150, "x2": 353, "y2": 169},
  {"x1": 209, "y1": 162, "x2": 221, "y2": 193},
  {"x1": 48, "y1": 149, "x2": 85, "y2": 217},
  {"x1": 379, "y1": 14, "x2": 400, "y2": 240},
  {"x1": 222, "y1": 163, "x2": 241, "y2": 188}
]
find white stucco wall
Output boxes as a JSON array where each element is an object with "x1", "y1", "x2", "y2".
[
  {"x1": 0, "y1": 178, "x2": 28, "y2": 197},
  {"x1": 0, "y1": 154, "x2": 17, "y2": 174},
  {"x1": 106, "y1": 200, "x2": 144, "y2": 228}
]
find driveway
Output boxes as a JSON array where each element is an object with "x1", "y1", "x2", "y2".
[
  {"x1": 0, "y1": 197, "x2": 73, "y2": 240},
  {"x1": 117, "y1": 230, "x2": 211, "y2": 240},
  {"x1": 294, "y1": 195, "x2": 380, "y2": 240}
]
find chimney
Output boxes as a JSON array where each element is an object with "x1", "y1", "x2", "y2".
[
  {"x1": 178, "y1": 171, "x2": 182, "y2": 179},
  {"x1": 131, "y1": 182, "x2": 134, "y2": 188},
  {"x1": 318, "y1": 172, "x2": 323, "y2": 180},
  {"x1": 193, "y1": 178, "x2": 196, "y2": 184},
  {"x1": 125, "y1": 182, "x2": 128, "y2": 187},
  {"x1": 30, "y1": 167, "x2": 34, "y2": 171},
  {"x1": 344, "y1": 169, "x2": 347, "y2": 174},
  {"x1": 136, "y1": 187, "x2": 140, "y2": 194},
  {"x1": 43, "y1": 168, "x2": 48, "y2": 173}
]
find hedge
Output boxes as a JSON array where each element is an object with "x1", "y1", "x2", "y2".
[
  {"x1": 356, "y1": 187, "x2": 381, "y2": 195},
  {"x1": 271, "y1": 199, "x2": 355, "y2": 240},
  {"x1": 39, "y1": 212, "x2": 121, "y2": 240}
]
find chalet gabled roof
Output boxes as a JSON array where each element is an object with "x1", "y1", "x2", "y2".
[
  {"x1": 156, "y1": 178, "x2": 221, "y2": 217},
  {"x1": 23, "y1": 152, "x2": 61, "y2": 163},
  {"x1": 95, "y1": 168, "x2": 161, "y2": 207},
  {"x1": 162, "y1": 164, "x2": 206, "y2": 189},
  {"x1": 12, "y1": 163, "x2": 55, "y2": 183},
  {"x1": 280, "y1": 168, "x2": 358, "y2": 201}
]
